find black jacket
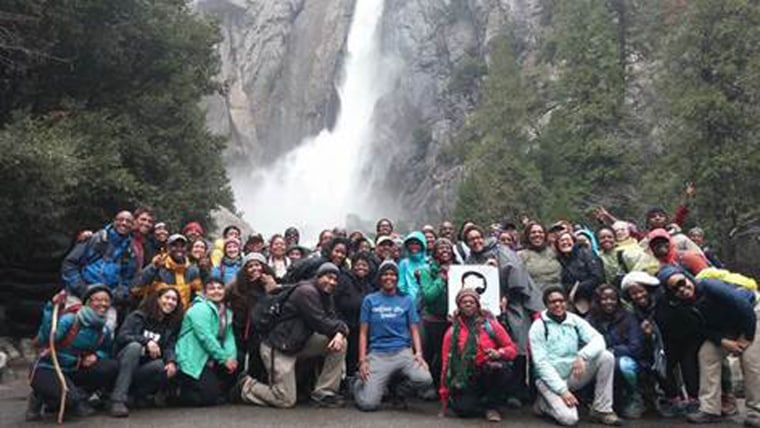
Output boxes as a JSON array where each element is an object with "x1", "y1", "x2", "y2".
[
  {"x1": 266, "y1": 281, "x2": 349, "y2": 354},
  {"x1": 334, "y1": 271, "x2": 375, "y2": 329},
  {"x1": 558, "y1": 246, "x2": 605, "y2": 301},
  {"x1": 115, "y1": 309, "x2": 179, "y2": 363}
]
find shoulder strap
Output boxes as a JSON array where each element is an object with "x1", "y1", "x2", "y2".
[
  {"x1": 616, "y1": 250, "x2": 629, "y2": 273},
  {"x1": 59, "y1": 319, "x2": 81, "y2": 349},
  {"x1": 483, "y1": 318, "x2": 497, "y2": 341}
]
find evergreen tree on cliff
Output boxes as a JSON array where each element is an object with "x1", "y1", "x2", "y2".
[{"x1": 0, "y1": 0, "x2": 233, "y2": 261}]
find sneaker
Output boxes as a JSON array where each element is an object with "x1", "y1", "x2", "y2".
[
  {"x1": 109, "y1": 401, "x2": 129, "y2": 418},
  {"x1": 621, "y1": 393, "x2": 645, "y2": 419},
  {"x1": 71, "y1": 401, "x2": 95, "y2": 418},
  {"x1": 228, "y1": 374, "x2": 249, "y2": 404},
  {"x1": 506, "y1": 396, "x2": 523, "y2": 409},
  {"x1": 654, "y1": 397, "x2": 677, "y2": 418},
  {"x1": 25, "y1": 392, "x2": 43, "y2": 421},
  {"x1": 687, "y1": 411, "x2": 723, "y2": 424},
  {"x1": 310, "y1": 391, "x2": 345, "y2": 408},
  {"x1": 722, "y1": 393, "x2": 739, "y2": 416},
  {"x1": 485, "y1": 409, "x2": 502, "y2": 422},
  {"x1": 588, "y1": 410, "x2": 623, "y2": 426}
]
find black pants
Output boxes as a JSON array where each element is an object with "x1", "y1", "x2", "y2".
[
  {"x1": 449, "y1": 361, "x2": 512, "y2": 417},
  {"x1": 31, "y1": 359, "x2": 118, "y2": 411},
  {"x1": 346, "y1": 325, "x2": 360, "y2": 377},
  {"x1": 423, "y1": 318, "x2": 448, "y2": 388},
  {"x1": 664, "y1": 338, "x2": 700, "y2": 398},
  {"x1": 177, "y1": 364, "x2": 232, "y2": 407},
  {"x1": 111, "y1": 342, "x2": 167, "y2": 402}
]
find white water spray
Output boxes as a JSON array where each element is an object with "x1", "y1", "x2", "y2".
[{"x1": 232, "y1": 0, "x2": 393, "y2": 243}]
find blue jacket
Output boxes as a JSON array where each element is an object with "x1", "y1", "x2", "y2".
[
  {"x1": 398, "y1": 231, "x2": 431, "y2": 303},
  {"x1": 529, "y1": 311, "x2": 606, "y2": 395},
  {"x1": 588, "y1": 309, "x2": 644, "y2": 360},
  {"x1": 211, "y1": 256, "x2": 242, "y2": 285},
  {"x1": 35, "y1": 303, "x2": 112, "y2": 372},
  {"x1": 693, "y1": 278, "x2": 757, "y2": 345},
  {"x1": 61, "y1": 224, "x2": 137, "y2": 300}
]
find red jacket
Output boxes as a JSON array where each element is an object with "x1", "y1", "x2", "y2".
[
  {"x1": 648, "y1": 228, "x2": 708, "y2": 275},
  {"x1": 439, "y1": 313, "x2": 517, "y2": 402}
]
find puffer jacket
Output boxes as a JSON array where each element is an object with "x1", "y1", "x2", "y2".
[
  {"x1": 61, "y1": 224, "x2": 137, "y2": 301},
  {"x1": 34, "y1": 303, "x2": 112, "y2": 372},
  {"x1": 587, "y1": 309, "x2": 644, "y2": 360},
  {"x1": 132, "y1": 256, "x2": 202, "y2": 309},
  {"x1": 647, "y1": 229, "x2": 709, "y2": 275}
]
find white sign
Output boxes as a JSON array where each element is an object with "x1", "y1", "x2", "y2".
[{"x1": 447, "y1": 264, "x2": 500, "y2": 315}]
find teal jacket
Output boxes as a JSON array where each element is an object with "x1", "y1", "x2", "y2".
[
  {"x1": 529, "y1": 310, "x2": 605, "y2": 395},
  {"x1": 398, "y1": 231, "x2": 432, "y2": 303},
  {"x1": 175, "y1": 295, "x2": 236, "y2": 379}
]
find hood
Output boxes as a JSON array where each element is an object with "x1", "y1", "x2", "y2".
[
  {"x1": 647, "y1": 228, "x2": 675, "y2": 263},
  {"x1": 403, "y1": 231, "x2": 427, "y2": 262},
  {"x1": 575, "y1": 228, "x2": 599, "y2": 255}
]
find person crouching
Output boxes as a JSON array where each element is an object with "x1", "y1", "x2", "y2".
[{"x1": 439, "y1": 288, "x2": 518, "y2": 422}]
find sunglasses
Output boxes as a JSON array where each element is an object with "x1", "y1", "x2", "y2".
[{"x1": 669, "y1": 278, "x2": 689, "y2": 293}]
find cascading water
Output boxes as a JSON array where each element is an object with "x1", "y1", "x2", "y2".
[{"x1": 232, "y1": 0, "x2": 394, "y2": 243}]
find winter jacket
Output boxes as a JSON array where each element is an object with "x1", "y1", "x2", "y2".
[
  {"x1": 466, "y1": 239, "x2": 544, "y2": 355},
  {"x1": 132, "y1": 256, "x2": 202, "y2": 309},
  {"x1": 115, "y1": 309, "x2": 179, "y2": 364},
  {"x1": 34, "y1": 303, "x2": 113, "y2": 373},
  {"x1": 529, "y1": 311, "x2": 606, "y2": 395},
  {"x1": 518, "y1": 247, "x2": 562, "y2": 292},
  {"x1": 647, "y1": 229, "x2": 709, "y2": 275},
  {"x1": 439, "y1": 313, "x2": 517, "y2": 401},
  {"x1": 174, "y1": 295, "x2": 236, "y2": 380},
  {"x1": 334, "y1": 270, "x2": 375, "y2": 330},
  {"x1": 420, "y1": 261, "x2": 450, "y2": 319},
  {"x1": 211, "y1": 256, "x2": 242, "y2": 285},
  {"x1": 557, "y1": 245, "x2": 605, "y2": 301},
  {"x1": 265, "y1": 280, "x2": 349, "y2": 354},
  {"x1": 690, "y1": 278, "x2": 757, "y2": 345},
  {"x1": 587, "y1": 309, "x2": 644, "y2": 360},
  {"x1": 61, "y1": 224, "x2": 137, "y2": 302},
  {"x1": 398, "y1": 231, "x2": 432, "y2": 303},
  {"x1": 616, "y1": 237, "x2": 659, "y2": 274}
]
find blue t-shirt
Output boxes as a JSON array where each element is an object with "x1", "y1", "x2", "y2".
[{"x1": 360, "y1": 291, "x2": 419, "y2": 353}]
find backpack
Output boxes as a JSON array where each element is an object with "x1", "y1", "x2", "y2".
[
  {"x1": 250, "y1": 283, "x2": 301, "y2": 338},
  {"x1": 33, "y1": 303, "x2": 105, "y2": 354}
]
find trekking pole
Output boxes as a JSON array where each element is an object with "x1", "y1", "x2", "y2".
[{"x1": 49, "y1": 302, "x2": 69, "y2": 424}]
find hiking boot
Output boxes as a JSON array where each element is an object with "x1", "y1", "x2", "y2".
[
  {"x1": 588, "y1": 410, "x2": 623, "y2": 426},
  {"x1": 722, "y1": 393, "x2": 739, "y2": 416},
  {"x1": 745, "y1": 415, "x2": 760, "y2": 428},
  {"x1": 506, "y1": 396, "x2": 523, "y2": 409},
  {"x1": 687, "y1": 411, "x2": 723, "y2": 424},
  {"x1": 109, "y1": 401, "x2": 129, "y2": 418},
  {"x1": 311, "y1": 391, "x2": 345, "y2": 408},
  {"x1": 621, "y1": 393, "x2": 645, "y2": 419},
  {"x1": 485, "y1": 409, "x2": 502, "y2": 422},
  {"x1": 71, "y1": 401, "x2": 95, "y2": 418},
  {"x1": 25, "y1": 392, "x2": 43, "y2": 421}
]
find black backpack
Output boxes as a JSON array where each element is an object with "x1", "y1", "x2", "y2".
[{"x1": 250, "y1": 283, "x2": 301, "y2": 338}]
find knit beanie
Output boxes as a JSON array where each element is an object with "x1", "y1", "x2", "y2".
[
  {"x1": 316, "y1": 262, "x2": 340, "y2": 278},
  {"x1": 656, "y1": 264, "x2": 683, "y2": 284},
  {"x1": 455, "y1": 287, "x2": 481, "y2": 307}
]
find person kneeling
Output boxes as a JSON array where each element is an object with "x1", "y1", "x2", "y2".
[
  {"x1": 530, "y1": 286, "x2": 622, "y2": 426},
  {"x1": 439, "y1": 288, "x2": 517, "y2": 422},
  {"x1": 109, "y1": 287, "x2": 184, "y2": 416},
  {"x1": 27, "y1": 285, "x2": 118, "y2": 421},
  {"x1": 174, "y1": 278, "x2": 237, "y2": 406},
  {"x1": 354, "y1": 260, "x2": 433, "y2": 411}
]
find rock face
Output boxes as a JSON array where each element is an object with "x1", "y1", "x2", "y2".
[{"x1": 200, "y1": 0, "x2": 544, "y2": 222}]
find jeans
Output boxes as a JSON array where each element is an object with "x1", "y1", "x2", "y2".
[{"x1": 110, "y1": 342, "x2": 167, "y2": 403}]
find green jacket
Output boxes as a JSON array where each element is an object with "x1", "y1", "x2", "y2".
[
  {"x1": 420, "y1": 261, "x2": 448, "y2": 318},
  {"x1": 175, "y1": 295, "x2": 236, "y2": 379}
]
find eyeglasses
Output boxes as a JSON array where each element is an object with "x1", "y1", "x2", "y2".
[{"x1": 547, "y1": 298, "x2": 566, "y2": 305}]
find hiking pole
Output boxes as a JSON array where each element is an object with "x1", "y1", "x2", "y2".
[{"x1": 49, "y1": 301, "x2": 69, "y2": 424}]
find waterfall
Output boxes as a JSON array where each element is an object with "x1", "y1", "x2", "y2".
[{"x1": 231, "y1": 0, "x2": 392, "y2": 244}]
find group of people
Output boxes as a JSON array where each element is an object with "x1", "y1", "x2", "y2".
[{"x1": 24, "y1": 198, "x2": 759, "y2": 427}]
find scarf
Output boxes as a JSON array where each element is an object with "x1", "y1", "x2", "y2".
[
  {"x1": 216, "y1": 302, "x2": 227, "y2": 343},
  {"x1": 164, "y1": 256, "x2": 188, "y2": 291},
  {"x1": 77, "y1": 306, "x2": 106, "y2": 330},
  {"x1": 445, "y1": 314, "x2": 480, "y2": 391}
]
